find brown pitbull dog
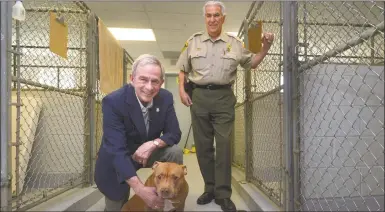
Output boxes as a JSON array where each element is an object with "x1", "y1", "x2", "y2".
[{"x1": 121, "y1": 161, "x2": 189, "y2": 212}]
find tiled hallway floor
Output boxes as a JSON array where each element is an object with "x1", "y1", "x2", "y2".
[{"x1": 87, "y1": 153, "x2": 250, "y2": 211}]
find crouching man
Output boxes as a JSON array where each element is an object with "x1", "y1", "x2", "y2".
[{"x1": 94, "y1": 54, "x2": 183, "y2": 211}]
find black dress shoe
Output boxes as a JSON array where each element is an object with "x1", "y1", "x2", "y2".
[
  {"x1": 197, "y1": 192, "x2": 215, "y2": 205},
  {"x1": 215, "y1": 198, "x2": 237, "y2": 211}
]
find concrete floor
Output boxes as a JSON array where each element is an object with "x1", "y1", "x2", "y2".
[{"x1": 87, "y1": 153, "x2": 250, "y2": 211}]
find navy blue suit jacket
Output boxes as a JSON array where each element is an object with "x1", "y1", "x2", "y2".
[{"x1": 94, "y1": 84, "x2": 181, "y2": 201}]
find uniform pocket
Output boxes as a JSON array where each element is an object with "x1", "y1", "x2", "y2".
[
  {"x1": 221, "y1": 52, "x2": 238, "y2": 71},
  {"x1": 191, "y1": 48, "x2": 207, "y2": 71}
]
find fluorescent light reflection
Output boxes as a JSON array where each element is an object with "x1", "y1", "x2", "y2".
[{"x1": 108, "y1": 28, "x2": 156, "y2": 41}]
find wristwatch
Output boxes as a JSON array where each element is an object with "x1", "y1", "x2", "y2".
[{"x1": 153, "y1": 140, "x2": 160, "y2": 147}]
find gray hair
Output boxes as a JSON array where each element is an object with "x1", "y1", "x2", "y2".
[
  {"x1": 202, "y1": 1, "x2": 226, "y2": 16},
  {"x1": 131, "y1": 54, "x2": 165, "y2": 80}
]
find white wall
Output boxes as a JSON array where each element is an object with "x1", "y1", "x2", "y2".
[
  {"x1": 12, "y1": 91, "x2": 86, "y2": 190},
  {"x1": 243, "y1": 63, "x2": 384, "y2": 209},
  {"x1": 250, "y1": 91, "x2": 283, "y2": 183},
  {"x1": 164, "y1": 74, "x2": 195, "y2": 150},
  {"x1": 11, "y1": 94, "x2": 42, "y2": 195},
  {"x1": 300, "y1": 64, "x2": 384, "y2": 210}
]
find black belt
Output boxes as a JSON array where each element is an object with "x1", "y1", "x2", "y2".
[{"x1": 191, "y1": 83, "x2": 232, "y2": 90}]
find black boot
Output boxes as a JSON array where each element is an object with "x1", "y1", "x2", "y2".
[
  {"x1": 197, "y1": 192, "x2": 215, "y2": 205},
  {"x1": 215, "y1": 198, "x2": 237, "y2": 211}
]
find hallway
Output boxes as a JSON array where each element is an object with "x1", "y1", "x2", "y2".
[{"x1": 1, "y1": 1, "x2": 383, "y2": 211}]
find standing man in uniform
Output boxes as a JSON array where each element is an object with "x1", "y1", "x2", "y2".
[{"x1": 176, "y1": 1, "x2": 274, "y2": 211}]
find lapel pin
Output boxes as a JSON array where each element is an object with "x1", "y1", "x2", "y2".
[{"x1": 156, "y1": 108, "x2": 159, "y2": 112}]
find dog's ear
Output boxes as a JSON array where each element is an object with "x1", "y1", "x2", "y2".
[
  {"x1": 182, "y1": 165, "x2": 187, "y2": 175},
  {"x1": 152, "y1": 161, "x2": 160, "y2": 170}
]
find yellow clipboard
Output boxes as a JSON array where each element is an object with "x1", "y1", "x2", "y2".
[
  {"x1": 248, "y1": 21, "x2": 263, "y2": 53},
  {"x1": 49, "y1": 12, "x2": 68, "y2": 59}
]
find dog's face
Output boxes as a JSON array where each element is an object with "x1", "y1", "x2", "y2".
[{"x1": 152, "y1": 161, "x2": 187, "y2": 199}]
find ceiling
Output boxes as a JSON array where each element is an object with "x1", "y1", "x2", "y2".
[{"x1": 85, "y1": 1, "x2": 253, "y2": 72}]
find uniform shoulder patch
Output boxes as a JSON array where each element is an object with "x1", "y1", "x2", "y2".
[
  {"x1": 181, "y1": 41, "x2": 189, "y2": 53},
  {"x1": 181, "y1": 31, "x2": 203, "y2": 53}
]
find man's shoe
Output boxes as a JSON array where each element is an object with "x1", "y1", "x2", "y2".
[
  {"x1": 215, "y1": 198, "x2": 237, "y2": 211},
  {"x1": 197, "y1": 192, "x2": 215, "y2": 205}
]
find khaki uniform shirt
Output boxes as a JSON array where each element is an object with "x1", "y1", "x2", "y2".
[{"x1": 176, "y1": 31, "x2": 255, "y2": 85}]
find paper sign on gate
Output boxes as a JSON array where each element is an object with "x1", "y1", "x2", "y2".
[
  {"x1": 49, "y1": 12, "x2": 68, "y2": 59},
  {"x1": 248, "y1": 20, "x2": 263, "y2": 53}
]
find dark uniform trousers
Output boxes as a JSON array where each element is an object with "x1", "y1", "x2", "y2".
[{"x1": 190, "y1": 86, "x2": 236, "y2": 199}]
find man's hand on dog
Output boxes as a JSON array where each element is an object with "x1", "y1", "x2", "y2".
[
  {"x1": 137, "y1": 186, "x2": 165, "y2": 210},
  {"x1": 129, "y1": 178, "x2": 164, "y2": 210},
  {"x1": 132, "y1": 141, "x2": 157, "y2": 167}
]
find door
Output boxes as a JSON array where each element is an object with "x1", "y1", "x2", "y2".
[{"x1": 164, "y1": 73, "x2": 194, "y2": 150}]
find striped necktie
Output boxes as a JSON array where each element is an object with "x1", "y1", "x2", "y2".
[{"x1": 142, "y1": 107, "x2": 150, "y2": 135}]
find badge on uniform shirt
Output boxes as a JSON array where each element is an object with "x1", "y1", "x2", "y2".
[{"x1": 226, "y1": 43, "x2": 232, "y2": 52}]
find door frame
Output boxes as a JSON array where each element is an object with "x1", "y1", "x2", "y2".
[{"x1": 163, "y1": 72, "x2": 179, "y2": 89}]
